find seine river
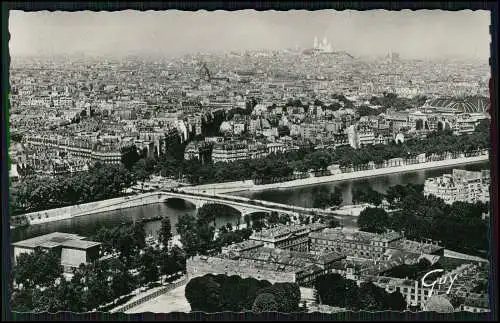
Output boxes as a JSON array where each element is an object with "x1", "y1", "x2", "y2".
[{"x1": 10, "y1": 162, "x2": 489, "y2": 243}]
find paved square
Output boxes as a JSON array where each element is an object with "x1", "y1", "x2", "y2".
[{"x1": 125, "y1": 284, "x2": 191, "y2": 313}]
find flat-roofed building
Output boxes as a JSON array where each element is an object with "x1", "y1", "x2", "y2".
[{"x1": 12, "y1": 232, "x2": 102, "y2": 272}]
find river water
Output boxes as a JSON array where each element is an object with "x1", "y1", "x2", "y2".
[{"x1": 10, "y1": 162, "x2": 489, "y2": 243}]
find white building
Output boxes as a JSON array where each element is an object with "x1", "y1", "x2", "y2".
[{"x1": 424, "y1": 169, "x2": 490, "y2": 204}]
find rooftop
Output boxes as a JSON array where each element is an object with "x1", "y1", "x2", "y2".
[
  {"x1": 372, "y1": 231, "x2": 403, "y2": 242},
  {"x1": 222, "y1": 240, "x2": 264, "y2": 253},
  {"x1": 310, "y1": 228, "x2": 379, "y2": 245},
  {"x1": 12, "y1": 232, "x2": 100, "y2": 250},
  {"x1": 59, "y1": 239, "x2": 102, "y2": 250},
  {"x1": 238, "y1": 245, "x2": 343, "y2": 269},
  {"x1": 251, "y1": 223, "x2": 327, "y2": 241},
  {"x1": 240, "y1": 247, "x2": 314, "y2": 268},
  {"x1": 194, "y1": 255, "x2": 298, "y2": 273},
  {"x1": 389, "y1": 239, "x2": 444, "y2": 255}
]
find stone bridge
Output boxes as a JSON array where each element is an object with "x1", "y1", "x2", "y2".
[{"x1": 157, "y1": 190, "x2": 340, "y2": 219}]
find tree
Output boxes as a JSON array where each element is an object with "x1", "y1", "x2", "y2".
[
  {"x1": 327, "y1": 218, "x2": 341, "y2": 228},
  {"x1": 108, "y1": 258, "x2": 136, "y2": 299},
  {"x1": 185, "y1": 275, "x2": 222, "y2": 312},
  {"x1": 384, "y1": 291, "x2": 407, "y2": 311},
  {"x1": 160, "y1": 245, "x2": 187, "y2": 277},
  {"x1": 352, "y1": 187, "x2": 383, "y2": 206},
  {"x1": 357, "y1": 207, "x2": 390, "y2": 233},
  {"x1": 14, "y1": 248, "x2": 62, "y2": 289},
  {"x1": 176, "y1": 214, "x2": 202, "y2": 257},
  {"x1": 218, "y1": 225, "x2": 229, "y2": 236},
  {"x1": 121, "y1": 145, "x2": 141, "y2": 170},
  {"x1": 250, "y1": 212, "x2": 266, "y2": 231},
  {"x1": 252, "y1": 293, "x2": 279, "y2": 312},
  {"x1": 278, "y1": 214, "x2": 291, "y2": 225},
  {"x1": 140, "y1": 247, "x2": 160, "y2": 285},
  {"x1": 268, "y1": 211, "x2": 280, "y2": 227},
  {"x1": 158, "y1": 217, "x2": 173, "y2": 248},
  {"x1": 94, "y1": 227, "x2": 114, "y2": 254},
  {"x1": 314, "y1": 273, "x2": 349, "y2": 307},
  {"x1": 132, "y1": 159, "x2": 151, "y2": 191},
  {"x1": 357, "y1": 281, "x2": 385, "y2": 311},
  {"x1": 475, "y1": 119, "x2": 490, "y2": 134},
  {"x1": 10, "y1": 288, "x2": 34, "y2": 312},
  {"x1": 84, "y1": 261, "x2": 113, "y2": 310},
  {"x1": 344, "y1": 279, "x2": 361, "y2": 311},
  {"x1": 257, "y1": 282, "x2": 301, "y2": 313}
]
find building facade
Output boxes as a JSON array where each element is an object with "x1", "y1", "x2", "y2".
[
  {"x1": 12, "y1": 232, "x2": 101, "y2": 272},
  {"x1": 424, "y1": 169, "x2": 490, "y2": 204}
]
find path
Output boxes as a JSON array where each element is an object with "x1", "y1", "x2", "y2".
[{"x1": 125, "y1": 284, "x2": 191, "y2": 313}]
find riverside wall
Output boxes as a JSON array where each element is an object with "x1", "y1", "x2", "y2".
[
  {"x1": 13, "y1": 154, "x2": 489, "y2": 227},
  {"x1": 181, "y1": 180, "x2": 255, "y2": 194},
  {"x1": 186, "y1": 154, "x2": 489, "y2": 194},
  {"x1": 245, "y1": 154, "x2": 489, "y2": 192},
  {"x1": 17, "y1": 192, "x2": 166, "y2": 225}
]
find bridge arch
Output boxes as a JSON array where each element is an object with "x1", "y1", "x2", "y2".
[
  {"x1": 163, "y1": 197, "x2": 199, "y2": 209},
  {"x1": 198, "y1": 202, "x2": 244, "y2": 216}
]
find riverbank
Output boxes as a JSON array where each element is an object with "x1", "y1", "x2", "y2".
[
  {"x1": 15, "y1": 193, "x2": 166, "y2": 226},
  {"x1": 184, "y1": 154, "x2": 489, "y2": 194},
  {"x1": 12, "y1": 154, "x2": 488, "y2": 227}
]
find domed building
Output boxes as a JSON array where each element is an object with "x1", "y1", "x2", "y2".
[
  {"x1": 424, "y1": 295, "x2": 455, "y2": 313},
  {"x1": 428, "y1": 96, "x2": 489, "y2": 114}
]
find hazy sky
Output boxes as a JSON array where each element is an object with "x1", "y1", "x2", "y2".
[{"x1": 9, "y1": 9, "x2": 491, "y2": 59}]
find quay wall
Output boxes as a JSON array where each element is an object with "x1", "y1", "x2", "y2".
[
  {"x1": 13, "y1": 154, "x2": 489, "y2": 226},
  {"x1": 185, "y1": 154, "x2": 489, "y2": 194},
  {"x1": 18, "y1": 192, "x2": 165, "y2": 225}
]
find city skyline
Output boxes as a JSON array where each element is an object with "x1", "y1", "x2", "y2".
[{"x1": 9, "y1": 9, "x2": 490, "y2": 60}]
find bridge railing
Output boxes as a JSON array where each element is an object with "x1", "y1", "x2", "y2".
[
  {"x1": 110, "y1": 277, "x2": 187, "y2": 313},
  {"x1": 163, "y1": 190, "x2": 338, "y2": 216}
]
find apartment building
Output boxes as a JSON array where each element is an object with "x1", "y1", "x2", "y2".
[
  {"x1": 250, "y1": 223, "x2": 327, "y2": 252},
  {"x1": 187, "y1": 239, "x2": 345, "y2": 287},
  {"x1": 424, "y1": 169, "x2": 490, "y2": 204}
]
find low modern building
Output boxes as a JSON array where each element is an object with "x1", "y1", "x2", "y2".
[{"x1": 12, "y1": 232, "x2": 102, "y2": 272}]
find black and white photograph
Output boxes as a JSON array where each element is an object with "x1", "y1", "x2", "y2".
[{"x1": 6, "y1": 8, "x2": 494, "y2": 315}]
